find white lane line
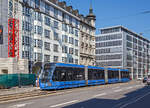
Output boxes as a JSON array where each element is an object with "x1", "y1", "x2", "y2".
[
  {"x1": 50, "y1": 100, "x2": 78, "y2": 108},
  {"x1": 93, "y1": 93, "x2": 106, "y2": 98},
  {"x1": 125, "y1": 86, "x2": 133, "y2": 90},
  {"x1": 112, "y1": 86, "x2": 120, "y2": 89},
  {"x1": 120, "y1": 91, "x2": 150, "y2": 108},
  {"x1": 9, "y1": 102, "x2": 34, "y2": 108},
  {"x1": 114, "y1": 89, "x2": 123, "y2": 92}
]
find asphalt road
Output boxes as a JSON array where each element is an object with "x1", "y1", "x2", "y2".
[{"x1": 0, "y1": 81, "x2": 149, "y2": 108}]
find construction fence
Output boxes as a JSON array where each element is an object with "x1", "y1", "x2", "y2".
[{"x1": 0, "y1": 74, "x2": 36, "y2": 88}]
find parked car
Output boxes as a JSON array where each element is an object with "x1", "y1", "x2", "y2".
[{"x1": 143, "y1": 77, "x2": 147, "y2": 83}]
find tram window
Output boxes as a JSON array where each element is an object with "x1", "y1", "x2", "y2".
[
  {"x1": 121, "y1": 71, "x2": 129, "y2": 78},
  {"x1": 108, "y1": 70, "x2": 119, "y2": 79},
  {"x1": 88, "y1": 69, "x2": 104, "y2": 80},
  {"x1": 41, "y1": 69, "x2": 50, "y2": 82},
  {"x1": 52, "y1": 67, "x2": 85, "y2": 81}
]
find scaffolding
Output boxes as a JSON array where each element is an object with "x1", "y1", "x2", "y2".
[{"x1": 8, "y1": 0, "x2": 20, "y2": 58}]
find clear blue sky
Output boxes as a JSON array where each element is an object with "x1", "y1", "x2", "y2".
[{"x1": 62, "y1": 0, "x2": 150, "y2": 39}]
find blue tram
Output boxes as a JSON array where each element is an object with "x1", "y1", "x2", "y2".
[{"x1": 39, "y1": 63, "x2": 130, "y2": 90}]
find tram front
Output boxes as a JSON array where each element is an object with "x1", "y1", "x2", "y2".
[{"x1": 39, "y1": 63, "x2": 55, "y2": 90}]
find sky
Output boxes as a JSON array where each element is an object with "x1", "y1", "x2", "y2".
[{"x1": 62, "y1": 0, "x2": 150, "y2": 39}]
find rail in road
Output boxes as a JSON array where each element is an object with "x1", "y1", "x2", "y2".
[{"x1": 0, "y1": 81, "x2": 138, "y2": 104}]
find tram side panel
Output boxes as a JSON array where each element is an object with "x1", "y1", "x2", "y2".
[
  {"x1": 119, "y1": 69, "x2": 121, "y2": 82},
  {"x1": 87, "y1": 67, "x2": 105, "y2": 86},
  {"x1": 84, "y1": 66, "x2": 88, "y2": 85},
  {"x1": 108, "y1": 69, "x2": 120, "y2": 83},
  {"x1": 104, "y1": 68, "x2": 108, "y2": 84}
]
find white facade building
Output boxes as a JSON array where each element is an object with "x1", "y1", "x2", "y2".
[
  {"x1": 96, "y1": 26, "x2": 150, "y2": 79},
  {"x1": 0, "y1": 0, "x2": 96, "y2": 74}
]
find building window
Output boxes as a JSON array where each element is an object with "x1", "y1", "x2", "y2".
[
  {"x1": 44, "y1": 16, "x2": 50, "y2": 26},
  {"x1": 22, "y1": 51, "x2": 29, "y2": 58},
  {"x1": 96, "y1": 34, "x2": 122, "y2": 42},
  {"x1": 75, "y1": 49, "x2": 78, "y2": 56},
  {"x1": 62, "y1": 24, "x2": 68, "y2": 32},
  {"x1": 133, "y1": 38, "x2": 137, "y2": 43},
  {"x1": 75, "y1": 39, "x2": 78, "y2": 46},
  {"x1": 126, "y1": 35, "x2": 132, "y2": 42},
  {"x1": 44, "y1": 54, "x2": 50, "y2": 62},
  {"x1": 101, "y1": 28, "x2": 120, "y2": 34},
  {"x1": 75, "y1": 59, "x2": 78, "y2": 64},
  {"x1": 62, "y1": 45, "x2": 68, "y2": 53},
  {"x1": 22, "y1": 36, "x2": 30, "y2": 46},
  {"x1": 54, "y1": 21, "x2": 59, "y2": 29},
  {"x1": 22, "y1": 6, "x2": 30, "y2": 16},
  {"x1": 54, "y1": 32, "x2": 59, "y2": 41},
  {"x1": 35, "y1": 0, "x2": 40, "y2": 8},
  {"x1": 62, "y1": 35, "x2": 68, "y2": 43},
  {"x1": 69, "y1": 26, "x2": 74, "y2": 34},
  {"x1": 34, "y1": 52, "x2": 42, "y2": 62},
  {"x1": 53, "y1": 44, "x2": 59, "y2": 52},
  {"x1": 69, "y1": 16, "x2": 72, "y2": 24},
  {"x1": 69, "y1": 37, "x2": 74, "y2": 45},
  {"x1": 69, "y1": 48, "x2": 74, "y2": 54},
  {"x1": 45, "y1": 3, "x2": 49, "y2": 14},
  {"x1": 75, "y1": 29, "x2": 78, "y2": 36},
  {"x1": 62, "y1": 57, "x2": 67, "y2": 63},
  {"x1": 44, "y1": 29, "x2": 50, "y2": 39},
  {"x1": 75, "y1": 19, "x2": 78, "y2": 28},
  {"x1": 69, "y1": 57, "x2": 74, "y2": 63},
  {"x1": 36, "y1": 26, "x2": 43, "y2": 35},
  {"x1": 22, "y1": 21, "x2": 31, "y2": 32},
  {"x1": 127, "y1": 41, "x2": 132, "y2": 48},
  {"x1": 44, "y1": 42, "x2": 50, "y2": 51},
  {"x1": 62, "y1": 13, "x2": 66, "y2": 21},
  {"x1": 54, "y1": 8, "x2": 58, "y2": 18},
  {"x1": 34, "y1": 39, "x2": 43, "y2": 48},
  {"x1": 54, "y1": 56, "x2": 58, "y2": 62},
  {"x1": 96, "y1": 40, "x2": 122, "y2": 48},
  {"x1": 34, "y1": 12, "x2": 42, "y2": 21},
  {"x1": 37, "y1": 53, "x2": 42, "y2": 61},
  {"x1": 96, "y1": 54, "x2": 122, "y2": 60}
]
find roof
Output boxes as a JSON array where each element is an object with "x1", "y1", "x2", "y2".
[
  {"x1": 55, "y1": 63, "x2": 85, "y2": 68},
  {"x1": 88, "y1": 66, "x2": 105, "y2": 70},
  {"x1": 98, "y1": 25, "x2": 150, "y2": 43}
]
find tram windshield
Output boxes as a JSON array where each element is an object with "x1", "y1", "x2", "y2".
[{"x1": 40, "y1": 63, "x2": 54, "y2": 82}]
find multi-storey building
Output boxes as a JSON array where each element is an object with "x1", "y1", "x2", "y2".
[
  {"x1": 79, "y1": 6, "x2": 96, "y2": 66},
  {"x1": 96, "y1": 26, "x2": 150, "y2": 79},
  {"x1": 0, "y1": 0, "x2": 96, "y2": 73}
]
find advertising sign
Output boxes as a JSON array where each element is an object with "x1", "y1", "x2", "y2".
[{"x1": 0, "y1": 25, "x2": 3, "y2": 44}]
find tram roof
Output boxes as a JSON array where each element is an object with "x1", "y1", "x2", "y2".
[
  {"x1": 107, "y1": 68, "x2": 120, "y2": 71},
  {"x1": 88, "y1": 66, "x2": 105, "y2": 70},
  {"x1": 120, "y1": 69, "x2": 129, "y2": 72},
  {"x1": 55, "y1": 63, "x2": 85, "y2": 68}
]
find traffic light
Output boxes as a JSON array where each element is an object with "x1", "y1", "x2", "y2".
[{"x1": 0, "y1": 25, "x2": 3, "y2": 44}]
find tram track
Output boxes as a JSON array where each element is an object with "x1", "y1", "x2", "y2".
[
  {"x1": 0, "y1": 90, "x2": 57, "y2": 103},
  {"x1": 0, "y1": 81, "x2": 136, "y2": 104}
]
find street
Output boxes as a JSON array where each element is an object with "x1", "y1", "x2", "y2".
[{"x1": 0, "y1": 81, "x2": 149, "y2": 108}]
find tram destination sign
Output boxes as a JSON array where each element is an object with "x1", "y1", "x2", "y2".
[{"x1": 0, "y1": 25, "x2": 3, "y2": 44}]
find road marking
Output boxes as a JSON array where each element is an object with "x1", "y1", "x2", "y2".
[
  {"x1": 120, "y1": 91, "x2": 150, "y2": 108},
  {"x1": 114, "y1": 89, "x2": 123, "y2": 92},
  {"x1": 50, "y1": 100, "x2": 78, "y2": 108},
  {"x1": 112, "y1": 86, "x2": 120, "y2": 89},
  {"x1": 9, "y1": 102, "x2": 34, "y2": 108},
  {"x1": 125, "y1": 86, "x2": 133, "y2": 90},
  {"x1": 93, "y1": 93, "x2": 107, "y2": 98}
]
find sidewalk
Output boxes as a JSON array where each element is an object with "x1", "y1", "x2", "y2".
[
  {"x1": 0, "y1": 86, "x2": 40, "y2": 96},
  {"x1": 0, "y1": 80, "x2": 140, "y2": 96}
]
